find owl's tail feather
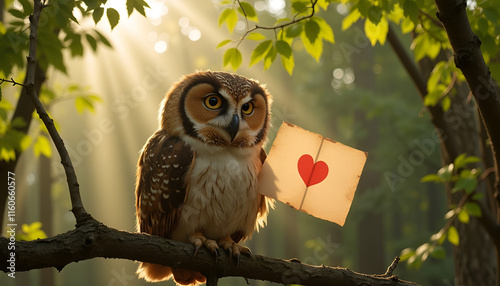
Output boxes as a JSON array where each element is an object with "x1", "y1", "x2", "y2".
[
  {"x1": 137, "y1": 263, "x2": 173, "y2": 282},
  {"x1": 137, "y1": 262, "x2": 206, "y2": 285},
  {"x1": 173, "y1": 268, "x2": 207, "y2": 285}
]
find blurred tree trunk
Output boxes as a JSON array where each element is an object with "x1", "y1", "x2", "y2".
[{"x1": 40, "y1": 136, "x2": 54, "y2": 286}]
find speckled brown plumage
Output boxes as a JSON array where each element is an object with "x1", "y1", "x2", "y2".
[{"x1": 135, "y1": 71, "x2": 274, "y2": 285}]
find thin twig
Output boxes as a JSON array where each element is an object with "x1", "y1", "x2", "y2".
[
  {"x1": 236, "y1": 0, "x2": 318, "y2": 48},
  {"x1": 24, "y1": 1, "x2": 89, "y2": 225},
  {"x1": 377, "y1": 257, "x2": 400, "y2": 277},
  {"x1": 430, "y1": 193, "x2": 469, "y2": 249},
  {"x1": 0, "y1": 78, "x2": 26, "y2": 87},
  {"x1": 419, "y1": 9, "x2": 443, "y2": 27}
]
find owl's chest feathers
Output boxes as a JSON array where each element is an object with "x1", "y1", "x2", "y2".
[{"x1": 178, "y1": 146, "x2": 262, "y2": 240}]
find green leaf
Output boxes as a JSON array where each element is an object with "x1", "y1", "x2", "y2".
[
  {"x1": 399, "y1": 248, "x2": 415, "y2": 262},
  {"x1": 285, "y1": 23, "x2": 303, "y2": 38},
  {"x1": 301, "y1": 27, "x2": 323, "y2": 61},
  {"x1": 95, "y1": 30, "x2": 112, "y2": 48},
  {"x1": 411, "y1": 33, "x2": 441, "y2": 61},
  {"x1": 314, "y1": 16, "x2": 334, "y2": 43},
  {"x1": 421, "y1": 174, "x2": 443, "y2": 183},
  {"x1": 238, "y1": 1, "x2": 258, "y2": 22},
  {"x1": 367, "y1": 6, "x2": 383, "y2": 24},
  {"x1": 304, "y1": 19, "x2": 320, "y2": 44},
  {"x1": 93, "y1": 7, "x2": 104, "y2": 24},
  {"x1": 68, "y1": 34, "x2": 84, "y2": 57},
  {"x1": 457, "y1": 208, "x2": 470, "y2": 223},
  {"x1": 441, "y1": 96, "x2": 451, "y2": 112},
  {"x1": 75, "y1": 95, "x2": 101, "y2": 114},
  {"x1": 10, "y1": 117, "x2": 26, "y2": 129},
  {"x1": 401, "y1": 17, "x2": 415, "y2": 34},
  {"x1": 403, "y1": 0, "x2": 419, "y2": 24},
  {"x1": 107, "y1": 8, "x2": 120, "y2": 30},
  {"x1": 424, "y1": 90, "x2": 442, "y2": 107},
  {"x1": 33, "y1": 135, "x2": 52, "y2": 158},
  {"x1": 317, "y1": 0, "x2": 330, "y2": 11},
  {"x1": 216, "y1": 39, "x2": 232, "y2": 49},
  {"x1": 275, "y1": 40, "x2": 292, "y2": 59},
  {"x1": 464, "y1": 202, "x2": 482, "y2": 217},
  {"x1": 8, "y1": 9, "x2": 26, "y2": 19},
  {"x1": 38, "y1": 29, "x2": 66, "y2": 73},
  {"x1": 58, "y1": 2, "x2": 79, "y2": 24},
  {"x1": 246, "y1": 32, "x2": 266, "y2": 41},
  {"x1": 250, "y1": 40, "x2": 273, "y2": 66},
  {"x1": 218, "y1": 8, "x2": 238, "y2": 33},
  {"x1": 472, "y1": 192, "x2": 484, "y2": 201},
  {"x1": 223, "y1": 48, "x2": 242, "y2": 70},
  {"x1": 453, "y1": 177, "x2": 477, "y2": 193},
  {"x1": 18, "y1": 222, "x2": 47, "y2": 241},
  {"x1": 263, "y1": 46, "x2": 277, "y2": 70},
  {"x1": 447, "y1": 226, "x2": 460, "y2": 246},
  {"x1": 342, "y1": 9, "x2": 361, "y2": 31},
  {"x1": 126, "y1": 0, "x2": 150, "y2": 17},
  {"x1": 291, "y1": 1, "x2": 308, "y2": 14},
  {"x1": 18, "y1": 0, "x2": 33, "y2": 15},
  {"x1": 365, "y1": 17, "x2": 388, "y2": 46},
  {"x1": 358, "y1": 0, "x2": 370, "y2": 17},
  {"x1": 86, "y1": 34, "x2": 98, "y2": 51},
  {"x1": 483, "y1": 7, "x2": 500, "y2": 24},
  {"x1": 454, "y1": 154, "x2": 480, "y2": 169},
  {"x1": 281, "y1": 53, "x2": 294, "y2": 75}
]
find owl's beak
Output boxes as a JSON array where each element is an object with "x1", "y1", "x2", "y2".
[{"x1": 225, "y1": 114, "x2": 239, "y2": 142}]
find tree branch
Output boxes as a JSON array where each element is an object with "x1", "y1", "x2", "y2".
[
  {"x1": 385, "y1": 24, "x2": 459, "y2": 163},
  {"x1": 22, "y1": 0, "x2": 90, "y2": 225},
  {"x1": 434, "y1": 0, "x2": 500, "y2": 200},
  {"x1": 237, "y1": 0, "x2": 318, "y2": 48},
  {"x1": 0, "y1": 218, "x2": 418, "y2": 286}
]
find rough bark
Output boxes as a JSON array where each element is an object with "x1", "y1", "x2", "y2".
[
  {"x1": 0, "y1": 217, "x2": 418, "y2": 286},
  {"x1": 435, "y1": 0, "x2": 500, "y2": 198}
]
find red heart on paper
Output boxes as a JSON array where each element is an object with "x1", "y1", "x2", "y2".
[{"x1": 297, "y1": 154, "x2": 329, "y2": 187}]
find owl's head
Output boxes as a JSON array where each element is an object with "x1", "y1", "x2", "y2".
[{"x1": 160, "y1": 71, "x2": 272, "y2": 149}]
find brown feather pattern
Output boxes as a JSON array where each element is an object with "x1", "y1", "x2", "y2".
[{"x1": 135, "y1": 130, "x2": 194, "y2": 238}]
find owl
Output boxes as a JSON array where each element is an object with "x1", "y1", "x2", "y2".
[{"x1": 135, "y1": 71, "x2": 274, "y2": 285}]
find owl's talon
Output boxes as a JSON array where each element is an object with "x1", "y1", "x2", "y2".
[
  {"x1": 214, "y1": 248, "x2": 220, "y2": 261},
  {"x1": 235, "y1": 252, "x2": 241, "y2": 266},
  {"x1": 193, "y1": 244, "x2": 202, "y2": 257},
  {"x1": 227, "y1": 247, "x2": 233, "y2": 262}
]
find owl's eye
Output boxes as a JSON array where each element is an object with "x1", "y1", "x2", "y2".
[
  {"x1": 241, "y1": 102, "x2": 254, "y2": 115},
  {"x1": 204, "y1": 95, "x2": 222, "y2": 110}
]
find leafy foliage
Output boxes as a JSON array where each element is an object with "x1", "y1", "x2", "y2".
[
  {"x1": 17, "y1": 222, "x2": 48, "y2": 241},
  {"x1": 216, "y1": 0, "x2": 335, "y2": 73},
  {"x1": 215, "y1": 0, "x2": 500, "y2": 106},
  {"x1": 401, "y1": 154, "x2": 483, "y2": 269},
  {"x1": 0, "y1": 0, "x2": 148, "y2": 162}
]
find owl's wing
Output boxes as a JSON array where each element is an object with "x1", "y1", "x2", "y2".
[{"x1": 135, "y1": 130, "x2": 194, "y2": 238}]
